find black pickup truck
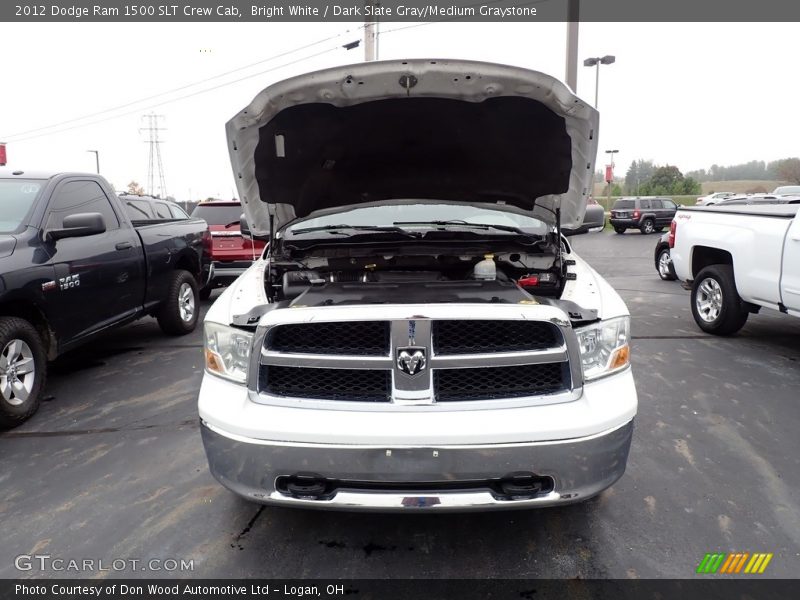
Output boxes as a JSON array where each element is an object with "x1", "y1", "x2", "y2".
[{"x1": 0, "y1": 170, "x2": 212, "y2": 427}]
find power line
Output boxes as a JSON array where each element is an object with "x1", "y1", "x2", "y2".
[
  {"x1": 2, "y1": 26, "x2": 364, "y2": 142},
  {"x1": 5, "y1": 45, "x2": 344, "y2": 143},
  {"x1": 4, "y1": 3, "x2": 547, "y2": 144}
]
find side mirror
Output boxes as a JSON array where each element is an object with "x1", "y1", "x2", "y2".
[
  {"x1": 239, "y1": 213, "x2": 252, "y2": 239},
  {"x1": 240, "y1": 213, "x2": 270, "y2": 241},
  {"x1": 47, "y1": 212, "x2": 106, "y2": 241}
]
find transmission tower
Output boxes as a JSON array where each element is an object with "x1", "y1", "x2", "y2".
[{"x1": 140, "y1": 114, "x2": 168, "y2": 198}]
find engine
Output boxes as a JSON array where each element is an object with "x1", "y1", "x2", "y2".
[{"x1": 269, "y1": 251, "x2": 565, "y2": 304}]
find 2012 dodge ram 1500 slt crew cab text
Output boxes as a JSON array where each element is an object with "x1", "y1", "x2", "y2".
[
  {"x1": 199, "y1": 59, "x2": 638, "y2": 511},
  {"x1": 0, "y1": 171, "x2": 211, "y2": 427},
  {"x1": 670, "y1": 202, "x2": 800, "y2": 334}
]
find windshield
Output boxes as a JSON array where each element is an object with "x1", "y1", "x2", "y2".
[
  {"x1": 774, "y1": 186, "x2": 800, "y2": 195},
  {"x1": 287, "y1": 203, "x2": 548, "y2": 235},
  {"x1": 0, "y1": 179, "x2": 45, "y2": 233},
  {"x1": 613, "y1": 200, "x2": 635, "y2": 209},
  {"x1": 191, "y1": 204, "x2": 242, "y2": 226}
]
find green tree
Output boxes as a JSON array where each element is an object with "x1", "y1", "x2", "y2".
[
  {"x1": 681, "y1": 176, "x2": 701, "y2": 195},
  {"x1": 636, "y1": 165, "x2": 699, "y2": 196},
  {"x1": 774, "y1": 157, "x2": 800, "y2": 184},
  {"x1": 648, "y1": 165, "x2": 683, "y2": 191},
  {"x1": 624, "y1": 160, "x2": 656, "y2": 194}
]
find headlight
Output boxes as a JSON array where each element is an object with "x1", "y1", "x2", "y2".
[
  {"x1": 204, "y1": 322, "x2": 253, "y2": 384},
  {"x1": 575, "y1": 316, "x2": 631, "y2": 381}
]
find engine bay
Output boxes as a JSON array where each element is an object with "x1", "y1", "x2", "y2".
[{"x1": 266, "y1": 246, "x2": 569, "y2": 305}]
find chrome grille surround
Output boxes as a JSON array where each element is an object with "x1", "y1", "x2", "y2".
[{"x1": 251, "y1": 304, "x2": 584, "y2": 411}]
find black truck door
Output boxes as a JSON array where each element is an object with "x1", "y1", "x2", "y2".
[{"x1": 42, "y1": 179, "x2": 145, "y2": 344}]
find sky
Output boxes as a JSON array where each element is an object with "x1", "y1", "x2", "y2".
[{"x1": 1, "y1": 21, "x2": 799, "y2": 200}]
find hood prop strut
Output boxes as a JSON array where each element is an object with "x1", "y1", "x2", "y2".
[
  {"x1": 555, "y1": 206, "x2": 564, "y2": 274},
  {"x1": 266, "y1": 213, "x2": 276, "y2": 302}
]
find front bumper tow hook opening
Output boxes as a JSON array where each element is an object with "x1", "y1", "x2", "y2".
[
  {"x1": 498, "y1": 473, "x2": 551, "y2": 500},
  {"x1": 282, "y1": 474, "x2": 329, "y2": 499}
]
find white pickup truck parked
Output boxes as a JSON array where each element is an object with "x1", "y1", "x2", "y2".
[
  {"x1": 198, "y1": 59, "x2": 637, "y2": 511},
  {"x1": 670, "y1": 203, "x2": 800, "y2": 334}
]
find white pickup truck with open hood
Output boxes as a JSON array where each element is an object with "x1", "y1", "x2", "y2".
[
  {"x1": 198, "y1": 59, "x2": 637, "y2": 511},
  {"x1": 670, "y1": 203, "x2": 800, "y2": 334}
]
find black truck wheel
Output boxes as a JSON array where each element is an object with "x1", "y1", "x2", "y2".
[
  {"x1": 656, "y1": 247, "x2": 677, "y2": 281},
  {"x1": 640, "y1": 218, "x2": 655, "y2": 234},
  {"x1": 691, "y1": 265, "x2": 749, "y2": 335},
  {"x1": 0, "y1": 317, "x2": 47, "y2": 428},
  {"x1": 157, "y1": 270, "x2": 200, "y2": 335},
  {"x1": 614, "y1": 227, "x2": 626, "y2": 234}
]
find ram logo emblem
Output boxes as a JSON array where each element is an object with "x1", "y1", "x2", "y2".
[{"x1": 397, "y1": 347, "x2": 427, "y2": 376}]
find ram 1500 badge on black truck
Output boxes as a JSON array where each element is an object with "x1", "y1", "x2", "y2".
[
  {"x1": 199, "y1": 60, "x2": 638, "y2": 511},
  {"x1": 0, "y1": 171, "x2": 211, "y2": 427}
]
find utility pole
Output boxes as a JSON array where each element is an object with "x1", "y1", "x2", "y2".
[
  {"x1": 140, "y1": 113, "x2": 168, "y2": 198},
  {"x1": 564, "y1": 0, "x2": 579, "y2": 91},
  {"x1": 364, "y1": 1, "x2": 379, "y2": 61},
  {"x1": 87, "y1": 150, "x2": 100, "y2": 174}
]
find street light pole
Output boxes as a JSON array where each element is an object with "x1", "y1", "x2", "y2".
[
  {"x1": 582, "y1": 55, "x2": 615, "y2": 200},
  {"x1": 582, "y1": 55, "x2": 615, "y2": 109},
  {"x1": 87, "y1": 150, "x2": 100, "y2": 174},
  {"x1": 594, "y1": 61, "x2": 600, "y2": 107}
]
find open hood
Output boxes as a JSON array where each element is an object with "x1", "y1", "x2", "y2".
[{"x1": 227, "y1": 59, "x2": 599, "y2": 235}]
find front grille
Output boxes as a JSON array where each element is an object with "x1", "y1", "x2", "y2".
[
  {"x1": 259, "y1": 316, "x2": 573, "y2": 405},
  {"x1": 434, "y1": 363, "x2": 568, "y2": 402},
  {"x1": 433, "y1": 320, "x2": 561, "y2": 354},
  {"x1": 261, "y1": 366, "x2": 391, "y2": 402},
  {"x1": 267, "y1": 321, "x2": 390, "y2": 355}
]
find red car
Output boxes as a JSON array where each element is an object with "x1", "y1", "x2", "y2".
[{"x1": 191, "y1": 201, "x2": 267, "y2": 299}]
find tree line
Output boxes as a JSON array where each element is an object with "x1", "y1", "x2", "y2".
[
  {"x1": 616, "y1": 157, "x2": 800, "y2": 196},
  {"x1": 622, "y1": 161, "x2": 701, "y2": 196},
  {"x1": 686, "y1": 158, "x2": 800, "y2": 183}
]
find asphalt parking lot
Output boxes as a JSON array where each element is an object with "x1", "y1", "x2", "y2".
[{"x1": 1, "y1": 230, "x2": 799, "y2": 579}]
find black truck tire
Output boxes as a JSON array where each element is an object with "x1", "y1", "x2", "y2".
[
  {"x1": 0, "y1": 317, "x2": 47, "y2": 429},
  {"x1": 691, "y1": 265, "x2": 749, "y2": 335},
  {"x1": 640, "y1": 218, "x2": 655, "y2": 234},
  {"x1": 656, "y1": 247, "x2": 677, "y2": 281},
  {"x1": 614, "y1": 227, "x2": 626, "y2": 234},
  {"x1": 157, "y1": 270, "x2": 200, "y2": 335}
]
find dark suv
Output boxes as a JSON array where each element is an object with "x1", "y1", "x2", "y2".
[{"x1": 610, "y1": 197, "x2": 678, "y2": 234}]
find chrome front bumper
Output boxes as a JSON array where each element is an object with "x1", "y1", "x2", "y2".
[
  {"x1": 211, "y1": 260, "x2": 253, "y2": 280},
  {"x1": 200, "y1": 419, "x2": 634, "y2": 512}
]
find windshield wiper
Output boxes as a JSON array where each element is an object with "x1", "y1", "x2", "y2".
[
  {"x1": 393, "y1": 220, "x2": 541, "y2": 238},
  {"x1": 290, "y1": 224, "x2": 421, "y2": 238},
  {"x1": 223, "y1": 220, "x2": 240, "y2": 228}
]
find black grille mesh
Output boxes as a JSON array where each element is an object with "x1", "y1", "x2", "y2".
[
  {"x1": 434, "y1": 363, "x2": 567, "y2": 402},
  {"x1": 267, "y1": 321, "x2": 390, "y2": 355},
  {"x1": 261, "y1": 366, "x2": 391, "y2": 402},
  {"x1": 433, "y1": 320, "x2": 560, "y2": 354}
]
